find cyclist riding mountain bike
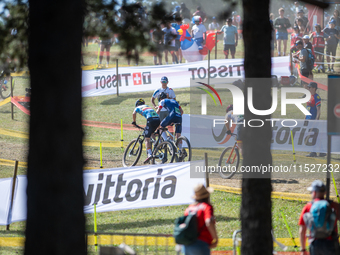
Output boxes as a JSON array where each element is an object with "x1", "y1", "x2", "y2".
[
  {"x1": 225, "y1": 104, "x2": 244, "y2": 156},
  {"x1": 132, "y1": 99, "x2": 160, "y2": 163},
  {"x1": 156, "y1": 92, "x2": 183, "y2": 144}
]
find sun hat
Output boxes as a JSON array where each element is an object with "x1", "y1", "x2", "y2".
[{"x1": 192, "y1": 184, "x2": 214, "y2": 200}]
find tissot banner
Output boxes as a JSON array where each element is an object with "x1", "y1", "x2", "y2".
[
  {"x1": 185, "y1": 115, "x2": 340, "y2": 153},
  {"x1": 0, "y1": 161, "x2": 205, "y2": 225},
  {"x1": 81, "y1": 57, "x2": 290, "y2": 97}
]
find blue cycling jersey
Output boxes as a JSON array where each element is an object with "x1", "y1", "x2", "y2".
[
  {"x1": 159, "y1": 99, "x2": 181, "y2": 117},
  {"x1": 134, "y1": 105, "x2": 159, "y2": 119}
]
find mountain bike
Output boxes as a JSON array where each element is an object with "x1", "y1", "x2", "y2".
[
  {"x1": 0, "y1": 71, "x2": 12, "y2": 99},
  {"x1": 218, "y1": 133, "x2": 240, "y2": 179},
  {"x1": 122, "y1": 124, "x2": 176, "y2": 167},
  {"x1": 161, "y1": 123, "x2": 191, "y2": 162}
]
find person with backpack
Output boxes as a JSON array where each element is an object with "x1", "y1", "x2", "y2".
[
  {"x1": 181, "y1": 184, "x2": 218, "y2": 255},
  {"x1": 298, "y1": 180, "x2": 340, "y2": 255},
  {"x1": 292, "y1": 40, "x2": 314, "y2": 90}
]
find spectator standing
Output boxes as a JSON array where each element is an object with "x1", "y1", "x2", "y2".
[
  {"x1": 296, "y1": 18, "x2": 307, "y2": 35},
  {"x1": 191, "y1": 16, "x2": 207, "y2": 50},
  {"x1": 305, "y1": 82, "x2": 324, "y2": 157},
  {"x1": 192, "y1": 6, "x2": 207, "y2": 24},
  {"x1": 310, "y1": 24, "x2": 325, "y2": 73},
  {"x1": 270, "y1": 13, "x2": 276, "y2": 50},
  {"x1": 290, "y1": 26, "x2": 303, "y2": 53},
  {"x1": 173, "y1": 17, "x2": 183, "y2": 63},
  {"x1": 274, "y1": 8, "x2": 291, "y2": 56},
  {"x1": 324, "y1": 19, "x2": 340, "y2": 72},
  {"x1": 292, "y1": 40, "x2": 313, "y2": 88},
  {"x1": 180, "y1": 3, "x2": 191, "y2": 24},
  {"x1": 232, "y1": 11, "x2": 241, "y2": 29},
  {"x1": 172, "y1": 6, "x2": 181, "y2": 20},
  {"x1": 152, "y1": 26, "x2": 164, "y2": 65},
  {"x1": 208, "y1": 17, "x2": 220, "y2": 31},
  {"x1": 182, "y1": 184, "x2": 218, "y2": 255},
  {"x1": 330, "y1": 10, "x2": 340, "y2": 31},
  {"x1": 270, "y1": 18, "x2": 275, "y2": 57},
  {"x1": 295, "y1": 9, "x2": 309, "y2": 34},
  {"x1": 162, "y1": 21, "x2": 178, "y2": 64},
  {"x1": 151, "y1": 76, "x2": 176, "y2": 121},
  {"x1": 298, "y1": 180, "x2": 339, "y2": 254},
  {"x1": 218, "y1": 18, "x2": 238, "y2": 59}
]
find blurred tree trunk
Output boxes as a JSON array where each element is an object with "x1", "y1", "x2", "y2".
[
  {"x1": 25, "y1": 0, "x2": 85, "y2": 254},
  {"x1": 241, "y1": 0, "x2": 273, "y2": 254}
]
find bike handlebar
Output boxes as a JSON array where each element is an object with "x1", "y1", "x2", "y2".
[{"x1": 133, "y1": 124, "x2": 145, "y2": 130}]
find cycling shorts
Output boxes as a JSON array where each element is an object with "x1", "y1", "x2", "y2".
[
  {"x1": 145, "y1": 117, "x2": 160, "y2": 138},
  {"x1": 160, "y1": 114, "x2": 182, "y2": 133}
]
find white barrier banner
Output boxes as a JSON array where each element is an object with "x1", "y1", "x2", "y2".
[
  {"x1": 82, "y1": 57, "x2": 290, "y2": 97},
  {"x1": 184, "y1": 115, "x2": 340, "y2": 153},
  {"x1": 0, "y1": 161, "x2": 205, "y2": 225}
]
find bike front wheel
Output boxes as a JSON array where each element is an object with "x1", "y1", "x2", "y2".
[
  {"x1": 152, "y1": 141, "x2": 176, "y2": 164},
  {"x1": 122, "y1": 138, "x2": 143, "y2": 167},
  {"x1": 218, "y1": 146, "x2": 240, "y2": 179},
  {"x1": 175, "y1": 136, "x2": 191, "y2": 162},
  {"x1": 0, "y1": 78, "x2": 11, "y2": 99}
]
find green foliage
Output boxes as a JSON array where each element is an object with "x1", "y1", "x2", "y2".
[{"x1": 0, "y1": 1, "x2": 28, "y2": 73}]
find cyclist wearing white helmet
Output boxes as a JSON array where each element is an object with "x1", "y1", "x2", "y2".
[
  {"x1": 191, "y1": 15, "x2": 207, "y2": 50},
  {"x1": 132, "y1": 98, "x2": 160, "y2": 163},
  {"x1": 151, "y1": 76, "x2": 176, "y2": 121},
  {"x1": 225, "y1": 104, "x2": 244, "y2": 156}
]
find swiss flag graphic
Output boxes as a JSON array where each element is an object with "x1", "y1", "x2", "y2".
[{"x1": 133, "y1": 73, "x2": 142, "y2": 85}]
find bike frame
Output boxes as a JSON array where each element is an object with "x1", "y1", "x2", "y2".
[{"x1": 226, "y1": 135, "x2": 239, "y2": 164}]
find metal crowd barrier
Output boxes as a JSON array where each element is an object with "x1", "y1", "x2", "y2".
[{"x1": 86, "y1": 231, "x2": 178, "y2": 255}]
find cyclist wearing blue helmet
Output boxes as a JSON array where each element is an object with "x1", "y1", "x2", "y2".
[
  {"x1": 151, "y1": 76, "x2": 176, "y2": 121},
  {"x1": 132, "y1": 98, "x2": 160, "y2": 163},
  {"x1": 156, "y1": 92, "x2": 183, "y2": 143},
  {"x1": 225, "y1": 104, "x2": 244, "y2": 156}
]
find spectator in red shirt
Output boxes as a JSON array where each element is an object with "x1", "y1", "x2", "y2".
[
  {"x1": 183, "y1": 184, "x2": 218, "y2": 255},
  {"x1": 298, "y1": 180, "x2": 340, "y2": 255}
]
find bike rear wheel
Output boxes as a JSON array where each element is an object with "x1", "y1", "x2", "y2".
[
  {"x1": 152, "y1": 141, "x2": 176, "y2": 164},
  {"x1": 175, "y1": 136, "x2": 191, "y2": 162},
  {"x1": 218, "y1": 146, "x2": 240, "y2": 179},
  {"x1": 0, "y1": 78, "x2": 11, "y2": 99},
  {"x1": 122, "y1": 138, "x2": 143, "y2": 167}
]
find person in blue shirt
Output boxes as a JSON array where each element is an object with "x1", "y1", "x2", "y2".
[
  {"x1": 156, "y1": 92, "x2": 183, "y2": 142},
  {"x1": 217, "y1": 18, "x2": 238, "y2": 59},
  {"x1": 132, "y1": 99, "x2": 160, "y2": 163}
]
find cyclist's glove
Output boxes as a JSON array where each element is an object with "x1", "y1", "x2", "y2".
[
  {"x1": 226, "y1": 130, "x2": 232, "y2": 135},
  {"x1": 132, "y1": 121, "x2": 137, "y2": 126}
]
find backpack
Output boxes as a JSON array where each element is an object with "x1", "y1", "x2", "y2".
[
  {"x1": 303, "y1": 48, "x2": 315, "y2": 71},
  {"x1": 303, "y1": 200, "x2": 337, "y2": 239},
  {"x1": 173, "y1": 213, "x2": 199, "y2": 245}
]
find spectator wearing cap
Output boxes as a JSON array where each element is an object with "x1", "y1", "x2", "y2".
[
  {"x1": 305, "y1": 82, "x2": 325, "y2": 157},
  {"x1": 208, "y1": 17, "x2": 220, "y2": 30},
  {"x1": 290, "y1": 26, "x2": 303, "y2": 53},
  {"x1": 298, "y1": 180, "x2": 340, "y2": 254},
  {"x1": 151, "y1": 76, "x2": 176, "y2": 121},
  {"x1": 274, "y1": 8, "x2": 291, "y2": 56},
  {"x1": 292, "y1": 40, "x2": 313, "y2": 86},
  {"x1": 310, "y1": 24, "x2": 325, "y2": 73},
  {"x1": 303, "y1": 35, "x2": 314, "y2": 55},
  {"x1": 295, "y1": 8, "x2": 309, "y2": 34},
  {"x1": 182, "y1": 184, "x2": 218, "y2": 255},
  {"x1": 324, "y1": 19, "x2": 340, "y2": 72},
  {"x1": 217, "y1": 18, "x2": 238, "y2": 59},
  {"x1": 192, "y1": 6, "x2": 207, "y2": 24},
  {"x1": 232, "y1": 11, "x2": 241, "y2": 29}
]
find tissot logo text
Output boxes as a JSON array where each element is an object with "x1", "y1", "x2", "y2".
[{"x1": 94, "y1": 72, "x2": 152, "y2": 89}]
